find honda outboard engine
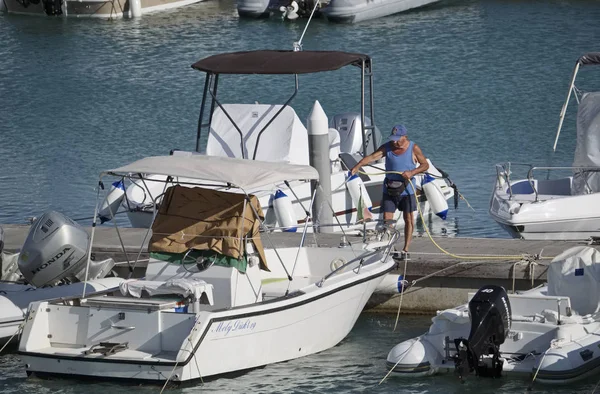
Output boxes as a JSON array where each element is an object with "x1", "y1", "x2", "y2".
[
  {"x1": 18, "y1": 211, "x2": 91, "y2": 287},
  {"x1": 453, "y1": 285, "x2": 511, "y2": 380}
]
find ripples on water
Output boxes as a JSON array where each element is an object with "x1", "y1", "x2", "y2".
[
  {"x1": 1, "y1": 314, "x2": 599, "y2": 393},
  {"x1": 2, "y1": 5, "x2": 600, "y2": 390},
  {"x1": 1, "y1": 0, "x2": 600, "y2": 237}
]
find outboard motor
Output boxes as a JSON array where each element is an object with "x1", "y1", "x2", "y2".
[
  {"x1": 330, "y1": 113, "x2": 381, "y2": 156},
  {"x1": 18, "y1": 211, "x2": 96, "y2": 287},
  {"x1": 453, "y1": 285, "x2": 511, "y2": 380}
]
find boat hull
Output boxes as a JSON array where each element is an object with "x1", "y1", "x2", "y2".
[
  {"x1": 20, "y1": 260, "x2": 394, "y2": 382},
  {"x1": 387, "y1": 287, "x2": 600, "y2": 384},
  {"x1": 0, "y1": 278, "x2": 123, "y2": 348},
  {"x1": 489, "y1": 178, "x2": 600, "y2": 240},
  {"x1": 3, "y1": 0, "x2": 204, "y2": 18},
  {"x1": 237, "y1": 0, "x2": 271, "y2": 18},
  {"x1": 323, "y1": 0, "x2": 439, "y2": 23}
]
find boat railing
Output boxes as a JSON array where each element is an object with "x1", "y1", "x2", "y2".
[
  {"x1": 527, "y1": 166, "x2": 600, "y2": 202},
  {"x1": 494, "y1": 162, "x2": 533, "y2": 200},
  {"x1": 496, "y1": 162, "x2": 600, "y2": 202},
  {"x1": 316, "y1": 229, "x2": 399, "y2": 288}
]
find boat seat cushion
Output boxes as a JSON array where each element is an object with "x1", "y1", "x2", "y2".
[{"x1": 120, "y1": 278, "x2": 214, "y2": 305}]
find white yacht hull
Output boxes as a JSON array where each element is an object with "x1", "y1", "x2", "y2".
[
  {"x1": 3, "y1": 0, "x2": 204, "y2": 18},
  {"x1": 489, "y1": 177, "x2": 600, "y2": 240},
  {"x1": 237, "y1": 0, "x2": 271, "y2": 18},
  {"x1": 323, "y1": 0, "x2": 439, "y2": 23},
  {"x1": 19, "y1": 248, "x2": 395, "y2": 382},
  {"x1": 0, "y1": 278, "x2": 124, "y2": 347}
]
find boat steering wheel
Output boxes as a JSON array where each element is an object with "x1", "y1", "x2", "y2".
[{"x1": 182, "y1": 249, "x2": 215, "y2": 272}]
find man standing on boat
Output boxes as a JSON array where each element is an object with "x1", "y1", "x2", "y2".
[{"x1": 350, "y1": 125, "x2": 429, "y2": 257}]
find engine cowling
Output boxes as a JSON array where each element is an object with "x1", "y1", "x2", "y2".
[
  {"x1": 453, "y1": 285, "x2": 511, "y2": 379},
  {"x1": 18, "y1": 211, "x2": 90, "y2": 287}
]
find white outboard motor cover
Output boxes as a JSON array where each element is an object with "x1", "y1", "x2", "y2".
[
  {"x1": 547, "y1": 246, "x2": 600, "y2": 315},
  {"x1": 18, "y1": 211, "x2": 90, "y2": 287},
  {"x1": 330, "y1": 113, "x2": 381, "y2": 156}
]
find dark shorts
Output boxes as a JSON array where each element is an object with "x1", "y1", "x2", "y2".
[{"x1": 382, "y1": 192, "x2": 417, "y2": 213}]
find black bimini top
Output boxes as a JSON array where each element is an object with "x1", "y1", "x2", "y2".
[
  {"x1": 578, "y1": 52, "x2": 600, "y2": 66},
  {"x1": 191, "y1": 50, "x2": 370, "y2": 75}
]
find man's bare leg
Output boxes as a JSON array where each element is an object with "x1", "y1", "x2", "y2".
[
  {"x1": 383, "y1": 211, "x2": 395, "y2": 228},
  {"x1": 403, "y1": 211, "x2": 414, "y2": 252}
]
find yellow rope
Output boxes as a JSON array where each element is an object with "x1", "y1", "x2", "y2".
[{"x1": 357, "y1": 169, "x2": 554, "y2": 261}]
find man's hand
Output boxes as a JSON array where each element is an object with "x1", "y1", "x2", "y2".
[
  {"x1": 401, "y1": 170, "x2": 412, "y2": 181},
  {"x1": 351, "y1": 166, "x2": 359, "y2": 176}
]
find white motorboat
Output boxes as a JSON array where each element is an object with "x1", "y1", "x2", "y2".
[
  {"x1": 237, "y1": 0, "x2": 440, "y2": 23},
  {"x1": 0, "y1": 213, "x2": 124, "y2": 348},
  {"x1": 103, "y1": 50, "x2": 456, "y2": 233},
  {"x1": 322, "y1": 0, "x2": 440, "y2": 23},
  {"x1": 490, "y1": 53, "x2": 600, "y2": 241},
  {"x1": 2, "y1": 0, "x2": 204, "y2": 18},
  {"x1": 387, "y1": 246, "x2": 600, "y2": 384},
  {"x1": 18, "y1": 154, "x2": 398, "y2": 383},
  {"x1": 237, "y1": 0, "x2": 327, "y2": 20}
]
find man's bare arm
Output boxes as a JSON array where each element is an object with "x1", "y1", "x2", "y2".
[
  {"x1": 350, "y1": 145, "x2": 386, "y2": 175},
  {"x1": 404, "y1": 144, "x2": 429, "y2": 179}
]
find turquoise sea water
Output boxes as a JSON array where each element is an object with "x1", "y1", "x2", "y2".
[
  {"x1": 2, "y1": 314, "x2": 600, "y2": 393},
  {"x1": 2, "y1": 1, "x2": 600, "y2": 392},
  {"x1": 2, "y1": 0, "x2": 600, "y2": 237}
]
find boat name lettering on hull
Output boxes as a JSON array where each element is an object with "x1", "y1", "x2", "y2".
[{"x1": 212, "y1": 319, "x2": 257, "y2": 336}]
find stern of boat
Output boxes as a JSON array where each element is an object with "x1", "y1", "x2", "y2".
[{"x1": 19, "y1": 296, "x2": 211, "y2": 382}]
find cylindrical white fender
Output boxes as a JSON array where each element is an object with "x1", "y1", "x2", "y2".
[
  {"x1": 423, "y1": 176, "x2": 448, "y2": 220},
  {"x1": 98, "y1": 180, "x2": 125, "y2": 222},
  {"x1": 347, "y1": 173, "x2": 372, "y2": 211},
  {"x1": 123, "y1": 174, "x2": 169, "y2": 210},
  {"x1": 273, "y1": 190, "x2": 297, "y2": 232},
  {"x1": 375, "y1": 274, "x2": 405, "y2": 294},
  {"x1": 386, "y1": 337, "x2": 440, "y2": 377},
  {"x1": 130, "y1": 0, "x2": 142, "y2": 18}
]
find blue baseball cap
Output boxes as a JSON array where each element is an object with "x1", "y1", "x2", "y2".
[{"x1": 389, "y1": 124, "x2": 407, "y2": 141}]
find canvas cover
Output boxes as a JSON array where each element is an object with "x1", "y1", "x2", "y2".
[
  {"x1": 547, "y1": 246, "x2": 600, "y2": 315},
  {"x1": 572, "y1": 92, "x2": 600, "y2": 195},
  {"x1": 119, "y1": 278, "x2": 215, "y2": 305},
  {"x1": 149, "y1": 185, "x2": 269, "y2": 271},
  {"x1": 105, "y1": 154, "x2": 318, "y2": 190},
  {"x1": 206, "y1": 104, "x2": 309, "y2": 165},
  {"x1": 191, "y1": 50, "x2": 369, "y2": 75}
]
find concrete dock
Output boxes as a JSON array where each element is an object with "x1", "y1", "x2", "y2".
[{"x1": 2, "y1": 224, "x2": 589, "y2": 314}]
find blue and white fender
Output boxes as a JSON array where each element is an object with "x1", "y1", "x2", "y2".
[
  {"x1": 273, "y1": 189, "x2": 297, "y2": 232},
  {"x1": 98, "y1": 180, "x2": 125, "y2": 223},
  {"x1": 346, "y1": 172, "x2": 373, "y2": 218},
  {"x1": 422, "y1": 174, "x2": 448, "y2": 220}
]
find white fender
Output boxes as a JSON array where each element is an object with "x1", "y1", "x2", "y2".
[
  {"x1": 422, "y1": 174, "x2": 448, "y2": 220},
  {"x1": 123, "y1": 174, "x2": 169, "y2": 210},
  {"x1": 347, "y1": 173, "x2": 372, "y2": 211},
  {"x1": 273, "y1": 190, "x2": 297, "y2": 232},
  {"x1": 98, "y1": 180, "x2": 125, "y2": 222},
  {"x1": 130, "y1": 0, "x2": 142, "y2": 18}
]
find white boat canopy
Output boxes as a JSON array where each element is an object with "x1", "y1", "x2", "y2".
[{"x1": 102, "y1": 154, "x2": 319, "y2": 190}]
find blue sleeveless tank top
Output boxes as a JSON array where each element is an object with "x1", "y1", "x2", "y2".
[{"x1": 385, "y1": 141, "x2": 416, "y2": 195}]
